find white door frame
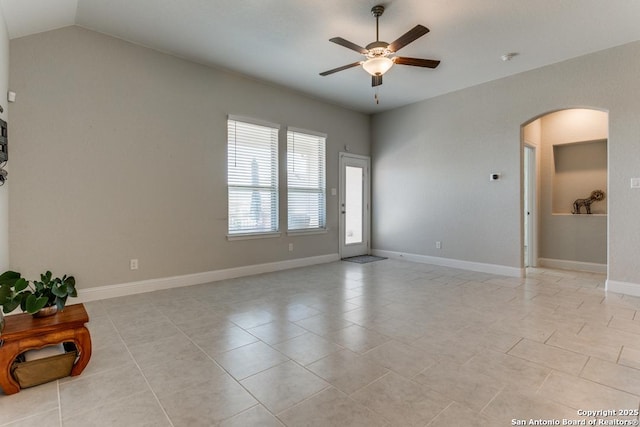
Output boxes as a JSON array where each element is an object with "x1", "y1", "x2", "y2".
[
  {"x1": 523, "y1": 143, "x2": 538, "y2": 268},
  {"x1": 339, "y1": 153, "x2": 371, "y2": 258}
]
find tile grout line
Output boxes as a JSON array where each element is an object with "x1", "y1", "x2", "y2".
[
  {"x1": 544, "y1": 329, "x2": 557, "y2": 345},
  {"x1": 160, "y1": 305, "x2": 350, "y2": 421},
  {"x1": 239, "y1": 355, "x2": 333, "y2": 421},
  {"x1": 0, "y1": 406, "x2": 59, "y2": 427},
  {"x1": 577, "y1": 356, "x2": 591, "y2": 377},
  {"x1": 425, "y1": 401, "x2": 454, "y2": 426},
  {"x1": 534, "y1": 369, "x2": 554, "y2": 394},
  {"x1": 106, "y1": 312, "x2": 176, "y2": 427},
  {"x1": 155, "y1": 308, "x2": 289, "y2": 420},
  {"x1": 273, "y1": 384, "x2": 333, "y2": 420},
  {"x1": 505, "y1": 336, "x2": 524, "y2": 354},
  {"x1": 57, "y1": 380, "x2": 62, "y2": 427},
  {"x1": 479, "y1": 383, "x2": 507, "y2": 414}
]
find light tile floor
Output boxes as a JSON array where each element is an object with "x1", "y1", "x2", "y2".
[{"x1": 2, "y1": 259, "x2": 640, "y2": 426}]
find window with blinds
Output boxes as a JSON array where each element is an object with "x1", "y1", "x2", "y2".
[
  {"x1": 227, "y1": 117, "x2": 279, "y2": 235},
  {"x1": 287, "y1": 129, "x2": 326, "y2": 231}
]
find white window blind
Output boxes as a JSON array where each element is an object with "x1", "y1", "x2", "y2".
[
  {"x1": 287, "y1": 129, "x2": 326, "y2": 231},
  {"x1": 228, "y1": 118, "x2": 279, "y2": 235}
]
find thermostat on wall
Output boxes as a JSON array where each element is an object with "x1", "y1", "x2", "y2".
[{"x1": 490, "y1": 173, "x2": 501, "y2": 181}]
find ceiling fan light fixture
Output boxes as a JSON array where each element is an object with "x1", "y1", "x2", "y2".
[
  {"x1": 362, "y1": 56, "x2": 393, "y2": 76},
  {"x1": 319, "y1": 4, "x2": 439, "y2": 90}
]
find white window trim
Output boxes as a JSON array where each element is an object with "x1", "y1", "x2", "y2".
[
  {"x1": 286, "y1": 127, "x2": 327, "y2": 232},
  {"x1": 287, "y1": 126, "x2": 327, "y2": 139},
  {"x1": 286, "y1": 229, "x2": 328, "y2": 237},
  {"x1": 227, "y1": 116, "x2": 280, "y2": 236},
  {"x1": 227, "y1": 232, "x2": 282, "y2": 241},
  {"x1": 228, "y1": 114, "x2": 280, "y2": 130}
]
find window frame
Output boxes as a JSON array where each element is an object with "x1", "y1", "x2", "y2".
[
  {"x1": 227, "y1": 115, "x2": 281, "y2": 239},
  {"x1": 286, "y1": 127, "x2": 327, "y2": 233}
]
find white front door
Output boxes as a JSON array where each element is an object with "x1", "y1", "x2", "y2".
[{"x1": 339, "y1": 153, "x2": 370, "y2": 258}]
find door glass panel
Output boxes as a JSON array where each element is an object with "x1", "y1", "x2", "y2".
[{"x1": 345, "y1": 166, "x2": 363, "y2": 245}]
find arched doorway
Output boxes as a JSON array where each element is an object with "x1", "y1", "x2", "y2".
[{"x1": 521, "y1": 108, "x2": 608, "y2": 273}]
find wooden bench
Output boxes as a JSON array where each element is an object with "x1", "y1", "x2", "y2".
[{"x1": 0, "y1": 304, "x2": 91, "y2": 395}]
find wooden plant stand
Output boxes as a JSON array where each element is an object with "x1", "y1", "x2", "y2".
[{"x1": 0, "y1": 304, "x2": 91, "y2": 395}]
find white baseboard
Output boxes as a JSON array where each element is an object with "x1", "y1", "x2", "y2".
[
  {"x1": 606, "y1": 279, "x2": 640, "y2": 297},
  {"x1": 77, "y1": 253, "x2": 340, "y2": 303},
  {"x1": 538, "y1": 258, "x2": 607, "y2": 274},
  {"x1": 372, "y1": 249, "x2": 523, "y2": 278}
]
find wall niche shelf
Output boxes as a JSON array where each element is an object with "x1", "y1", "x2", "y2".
[
  {"x1": 552, "y1": 213, "x2": 607, "y2": 217},
  {"x1": 551, "y1": 138, "x2": 607, "y2": 215}
]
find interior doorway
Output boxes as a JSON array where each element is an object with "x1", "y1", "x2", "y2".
[
  {"x1": 339, "y1": 153, "x2": 370, "y2": 258},
  {"x1": 521, "y1": 108, "x2": 608, "y2": 273}
]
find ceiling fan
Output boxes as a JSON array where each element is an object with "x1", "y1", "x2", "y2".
[{"x1": 320, "y1": 5, "x2": 440, "y2": 88}]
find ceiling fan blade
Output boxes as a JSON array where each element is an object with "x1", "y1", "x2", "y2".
[
  {"x1": 319, "y1": 61, "x2": 362, "y2": 76},
  {"x1": 372, "y1": 75, "x2": 383, "y2": 87},
  {"x1": 329, "y1": 37, "x2": 368, "y2": 54},
  {"x1": 388, "y1": 25, "x2": 430, "y2": 53},
  {"x1": 394, "y1": 57, "x2": 441, "y2": 68}
]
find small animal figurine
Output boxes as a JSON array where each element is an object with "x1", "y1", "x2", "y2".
[{"x1": 572, "y1": 190, "x2": 605, "y2": 214}]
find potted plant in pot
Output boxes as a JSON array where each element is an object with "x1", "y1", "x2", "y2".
[
  {"x1": 0, "y1": 271, "x2": 77, "y2": 319},
  {"x1": 0, "y1": 270, "x2": 21, "y2": 333}
]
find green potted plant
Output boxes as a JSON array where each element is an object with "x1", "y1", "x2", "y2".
[
  {"x1": 0, "y1": 270, "x2": 19, "y2": 333},
  {"x1": 0, "y1": 270, "x2": 77, "y2": 317}
]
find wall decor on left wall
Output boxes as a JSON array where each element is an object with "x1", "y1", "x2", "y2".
[{"x1": 0, "y1": 117, "x2": 7, "y2": 186}]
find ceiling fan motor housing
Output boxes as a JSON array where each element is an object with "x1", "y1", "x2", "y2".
[
  {"x1": 371, "y1": 5, "x2": 385, "y2": 18},
  {"x1": 365, "y1": 41, "x2": 390, "y2": 58}
]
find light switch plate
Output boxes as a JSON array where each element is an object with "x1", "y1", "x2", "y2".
[{"x1": 631, "y1": 178, "x2": 640, "y2": 189}]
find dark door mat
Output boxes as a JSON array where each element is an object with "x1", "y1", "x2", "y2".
[{"x1": 342, "y1": 255, "x2": 388, "y2": 264}]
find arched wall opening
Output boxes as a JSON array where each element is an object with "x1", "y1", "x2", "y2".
[{"x1": 521, "y1": 108, "x2": 608, "y2": 273}]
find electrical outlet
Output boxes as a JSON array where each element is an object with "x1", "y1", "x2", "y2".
[
  {"x1": 288, "y1": 243, "x2": 294, "y2": 252},
  {"x1": 436, "y1": 241, "x2": 442, "y2": 249},
  {"x1": 130, "y1": 259, "x2": 138, "y2": 270}
]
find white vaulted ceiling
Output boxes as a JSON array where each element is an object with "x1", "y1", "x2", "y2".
[{"x1": 2, "y1": 0, "x2": 640, "y2": 113}]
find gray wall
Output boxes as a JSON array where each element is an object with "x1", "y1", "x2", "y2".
[
  {"x1": 372, "y1": 41, "x2": 640, "y2": 287},
  {"x1": 0, "y1": 7, "x2": 8, "y2": 271},
  {"x1": 8, "y1": 26, "x2": 370, "y2": 288}
]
